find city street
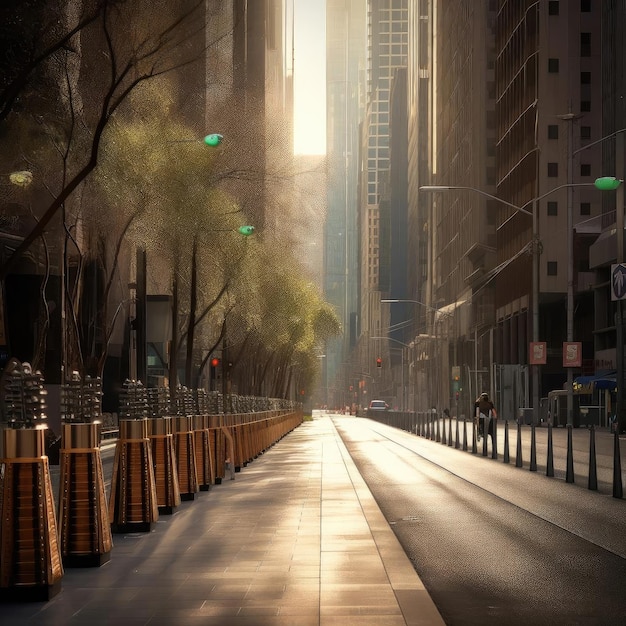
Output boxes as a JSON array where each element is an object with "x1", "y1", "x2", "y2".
[{"x1": 333, "y1": 415, "x2": 626, "y2": 625}]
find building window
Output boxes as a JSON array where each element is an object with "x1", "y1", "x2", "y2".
[
  {"x1": 548, "y1": 58, "x2": 560, "y2": 73},
  {"x1": 580, "y1": 71, "x2": 591, "y2": 85},
  {"x1": 548, "y1": 1, "x2": 559, "y2": 15},
  {"x1": 581, "y1": 126, "x2": 591, "y2": 140},
  {"x1": 580, "y1": 202, "x2": 591, "y2": 216},
  {"x1": 547, "y1": 162, "x2": 559, "y2": 177},
  {"x1": 581, "y1": 0, "x2": 591, "y2": 11},
  {"x1": 580, "y1": 163, "x2": 591, "y2": 176},
  {"x1": 580, "y1": 33, "x2": 591, "y2": 57},
  {"x1": 547, "y1": 201, "x2": 558, "y2": 216},
  {"x1": 547, "y1": 261, "x2": 558, "y2": 276},
  {"x1": 548, "y1": 125, "x2": 559, "y2": 139},
  {"x1": 581, "y1": 100, "x2": 591, "y2": 112}
]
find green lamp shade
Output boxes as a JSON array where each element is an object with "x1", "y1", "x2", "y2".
[
  {"x1": 594, "y1": 176, "x2": 622, "y2": 191},
  {"x1": 204, "y1": 134, "x2": 223, "y2": 146},
  {"x1": 237, "y1": 225, "x2": 255, "y2": 236}
]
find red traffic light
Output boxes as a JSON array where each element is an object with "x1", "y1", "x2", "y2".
[
  {"x1": 376, "y1": 357, "x2": 382, "y2": 368},
  {"x1": 210, "y1": 357, "x2": 220, "y2": 368}
]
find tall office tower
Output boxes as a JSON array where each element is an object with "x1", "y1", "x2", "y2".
[
  {"x1": 325, "y1": 0, "x2": 365, "y2": 408},
  {"x1": 495, "y1": 1, "x2": 601, "y2": 412},
  {"x1": 591, "y1": 0, "x2": 626, "y2": 429},
  {"x1": 355, "y1": 0, "x2": 408, "y2": 403},
  {"x1": 412, "y1": 2, "x2": 497, "y2": 412},
  {"x1": 205, "y1": 0, "x2": 295, "y2": 234}
]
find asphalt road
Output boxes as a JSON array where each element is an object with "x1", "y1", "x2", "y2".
[{"x1": 332, "y1": 415, "x2": 626, "y2": 626}]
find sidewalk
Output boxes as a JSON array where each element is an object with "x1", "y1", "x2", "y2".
[{"x1": 2, "y1": 414, "x2": 444, "y2": 626}]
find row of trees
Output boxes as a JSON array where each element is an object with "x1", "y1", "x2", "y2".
[{"x1": 0, "y1": 0, "x2": 339, "y2": 405}]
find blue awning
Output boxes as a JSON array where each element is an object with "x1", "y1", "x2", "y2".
[{"x1": 574, "y1": 372, "x2": 617, "y2": 391}]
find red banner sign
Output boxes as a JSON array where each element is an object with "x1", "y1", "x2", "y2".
[
  {"x1": 529, "y1": 342, "x2": 547, "y2": 365},
  {"x1": 563, "y1": 342, "x2": 582, "y2": 368}
]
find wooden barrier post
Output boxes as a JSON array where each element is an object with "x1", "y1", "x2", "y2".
[
  {"x1": 109, "y1": 419, "x2": 158, "y2": 533},
  {"x1": 147, "y1": 417, "x2": 181, "y2": 514},
  {"x1": 58, "y1": 422, "x2": 112, "y2": 567},
  {"x1": 1, "y1": 428, "x2": 64, "y2": 601}
]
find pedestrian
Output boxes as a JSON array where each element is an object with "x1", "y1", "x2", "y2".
[{"x1": 474, "y1": 392, "x2": 497, "y2": 441}]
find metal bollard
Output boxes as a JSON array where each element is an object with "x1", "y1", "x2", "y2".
[
  {"x1": 613, "y1": 430, "x2": 623, "y2": 499},
  {"x1": 546, "y1": 423, "x2": 554, "y2": 477},
  {"x1": 462, "y1": 418, "x2": 468, "y2": 451},
  {"x1": 529, "y1": 423, "x2": 537, "y2": 472},
  {"x1": 588, "y1": 425, "x2": 598, "y2": 491},
  {"x1": 515, "y1": 420, "x2": 523, "y2": 468},
  {"x1": 482, "y1": 419, "x2": 488, "y2": 457},
  {"x1": 565, "y1": 425, "x2": 575, "y2": 484},
  {"x1": 471, "y1": 420, "x2": 478, "y2": 454},
  {"x1": 503, "y1": 420, "x2": 510, "y2": 463},
  {"x1": 491, "y1": 417, "x2": 498, "y2": 460}
]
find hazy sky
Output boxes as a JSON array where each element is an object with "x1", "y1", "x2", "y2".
[{"x1": 293, "y1": 0, "x2": 326, "y2": 155}]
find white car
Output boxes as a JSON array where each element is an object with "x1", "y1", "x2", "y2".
[{"x1": 368, "y1": 400, "x2": 389, "y2": 410}]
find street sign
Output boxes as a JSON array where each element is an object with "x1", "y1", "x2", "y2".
[
  {"x1": 611, "y1": 263, "x2": 626, "y2": 300},
  {"x1": 529, "y1": 341, "x2": 547, "y2": 365},
  {"x1": 563, "y1": 342, "x2": 582, "y2": 368}
]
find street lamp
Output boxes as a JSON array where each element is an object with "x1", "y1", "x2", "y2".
[{"x1": 420, "y1": 181, "x2": 609, "y2": 426}]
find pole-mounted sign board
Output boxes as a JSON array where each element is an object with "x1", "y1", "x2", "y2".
[{"x1": 611, "y1": 263, "x2": 626, "y2": 301}]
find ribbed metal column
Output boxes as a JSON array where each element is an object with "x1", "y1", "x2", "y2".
[
  {"x1": 58, "y1": 422, "x2": 112, "y2": 567},
  {"x1": 0, "y1": 428, "x2": 64, "y2": 601}
]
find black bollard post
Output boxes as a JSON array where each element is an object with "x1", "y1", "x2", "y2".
[
  {"x1": 491, "y1": 417, "x2": 498, "y2": 460},
  {"x1": 503, "y1": 420, "x2": 510, "y2": 464},
  {"x1": 613, "y1": 430, "x2": 623, "y2": 499},
  {"x1": 441, "y1": 415, "x2": 446, "y2": 445},
  {"x1": 546, "y1": 423, "x2": 554, "y2": 477},
  {"x1": 588, "y1": 425, "x2": 598, "y2": 491},
  {"x1": 462, "y1": 418, "x2": 468, "y2": 451},
  {"x1": 436, "y1": 414, "x2": 441, "y2": 442},
  {"x1": 455, "y1": 416, "x2": 460, "y2": 449},
  {"x1": 529, "y1": 423, "x2": 537, "y2": 472},
  {"x1": 471, "y1": 419, "x2": 478, "y2": 454},
  {"x1": 448, "y1": 415, "x2": 454, "y2": 447},
  {"x1": 515, "y1": 420, "x2": 523, "y2": 467},
  {"x1": 482, "y1": 418, "x2": 488, "y2": 457},
  {"x1": 566, "y1": 425, "x2": 575, "y2": 483}
]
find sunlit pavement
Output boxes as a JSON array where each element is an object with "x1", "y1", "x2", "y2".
[{"x1": 2, "y1": 412, "x2": 444, "y2": 626}]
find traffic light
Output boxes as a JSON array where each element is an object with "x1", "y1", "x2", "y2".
[
  {"x1": 376, "y1": 357, "x2": 382, "y2": 368},
  {"x1": 209, "y1": 357, "x2": 220, "y2": 390}
]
